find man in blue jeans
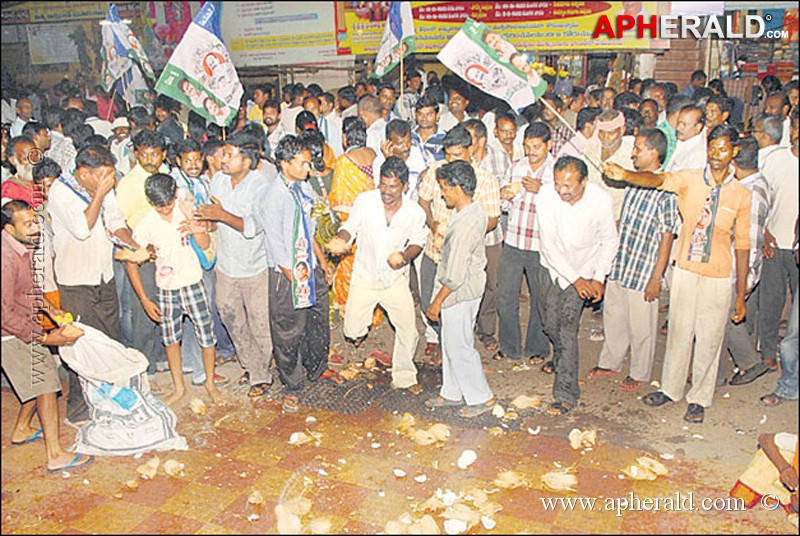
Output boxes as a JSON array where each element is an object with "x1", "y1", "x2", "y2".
[{"x1": 760, "y1": 217, "x2": 799, "y2": 406}]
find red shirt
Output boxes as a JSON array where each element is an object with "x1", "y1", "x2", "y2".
[
  {"x1": 1, "y1": 178, "x2": 43, "y2": 209},
  {"x1": 1, "y1": 230, "x2": 43, "y2": 343}
]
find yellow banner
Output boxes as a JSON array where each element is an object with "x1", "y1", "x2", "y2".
[{"x1": 335, "y1": 1, "x2": 669, "y2": 54}]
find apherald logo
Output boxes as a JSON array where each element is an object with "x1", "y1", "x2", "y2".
[{"x1": 593, "y1": 14, "x2": 789, "y2": 40}]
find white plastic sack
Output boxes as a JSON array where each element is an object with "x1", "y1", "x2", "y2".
[{"x1": 59, "y1": 323, "x2": 187, "y2": 456}]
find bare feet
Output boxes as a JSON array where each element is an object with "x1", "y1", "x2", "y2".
[
  {"x1": 162, "y1": 389, "x2": 186, "y2": 406},
  {"x1": 205, "y1": 383, "x2": 224, "y2": 404}
]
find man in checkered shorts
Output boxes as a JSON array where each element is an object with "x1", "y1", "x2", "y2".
[{"x1": 130, "y1": 173, "x2": 222, "y2": 406}]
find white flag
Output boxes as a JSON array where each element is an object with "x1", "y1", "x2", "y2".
[
  {"x1": 373, "y1": 2, "x2": 416, "y2": 79},
  {"x1": 154, "y1": 2, "x2": 243, "y2": 126}
]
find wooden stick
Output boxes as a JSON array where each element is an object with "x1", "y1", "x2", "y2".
[
  {"x1": 399, "y1": 45, "x2": 405, "y2": 118},
  {"x1": 539, "y1": 97, "x2": 603, "y2": 173}
]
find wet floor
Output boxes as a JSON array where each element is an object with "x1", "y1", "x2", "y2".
[{"x1": 3, "y1": 299, "x2": 797, "y2": 534}]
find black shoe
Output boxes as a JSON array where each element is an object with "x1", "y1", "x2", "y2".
[
  {"x1": 729, "y1": 362, "x2": 770, "y2": 386},
  {"x1": 642, "y1": 391, "x2": 673, "y2": 407}
]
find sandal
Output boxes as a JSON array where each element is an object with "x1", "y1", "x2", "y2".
[
  {"x1": 541, "y1": 361, "x2": 555, "y2": 374},
  {"x1": 215, "y1": 354, "x2": 236, "y2": 367},
  {"x1": 529, "y1": 356, "x2": 546, "y2": 366},
  {"x1": 321, "y1": 369, "x2": 345, "y2": 385},
  {"x1": 282, "y1": 395, "x2": 300, "y2": 413},
  {"x1": 370, "y1": 350, "x2": 392, "y2": 368},
  {"x1": 424, "y1": 396, "x2": 462, "y2": 410},
  {"x1": 759, "y1": 393, "x2": 788, "y2": 407},
  {"x1": 47, "y1": 454, "x2": 94, "y2": 474},
  {"x1": 683, "y1": 403, "x2": 704, "y2": 423},
  {"x1": 348, "y1": 335, "x2": 367, "y2": 348},
  {"x1": 492, "y1": 351, "x2": 507, "y2": 361},
  {"x1": 642, "y1": 391, "x2": 673, "y2": 407},
  {"x1": 587, "y1": 366, "x2": 619, "y2": 379},
  {"x1": 425, "y1": 343, "x2": 442, "y2": 367},
  {"x1": 546, "y1": 401, "x2": 573, "y2": 416},
  {"x1": 459, "y1": 398, "x2": 496, "y2": 418},
  {"x1": 11, "y1": 429, "x2": 43, "y2": 446},
  {"x1": 479, "y1": 335, "x2": 499, "y2": 352},
  {"x1": 424, "y1": 342, "x2": 440, "y2": 357},
  {"x1": 729, "y1": 362, "x2": 770, "y2": 386},
  {"x1": 763, "y1": 358, "x2": 779, "y2": 372},
  {"x1": 247, "y1": 383, "x2": 271, "y2": 398},
  {"x1": 619, "y1": 376, "x2": 644, "y2": 392}
]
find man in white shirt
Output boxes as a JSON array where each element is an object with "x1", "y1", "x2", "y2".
[
  {"x1": 753, "y1": 113, "x2": 800, "y2": 371},
  {"x1": 338, "y1": 86, "x2": 358, "y2": 120},
  {"x1": 535, "y1": 155, "x2": 619, "y2": 415},
  {"x1": 280, "y1": 84, "x2": 306, "y2": 134},
  {"x1": 665, "y1": 106, "x2": 708, "y2": 172},
  {"x1": 372, "y1": 119, "x2": 429, "y2": 195},
  {"x1": 316, "y1": 92, "x2": 344, "y2": 157},
  {"x1": 10, "y1": 98, "x2": 33, "y2": 137},
  {"x1": 262, "y1": 99, "x2": 286, "y2": 160},
  {"x1": 358, "y1": 95, "x2": 386, "y2": 156},
  {"x1": 557, "y1": 107, "x2": 601, "y2": 159},
  {"x1": 763, "y1": 92, "x2": 791, "y2": 147},
  {"x1": 439, "y1": 83, "x2": 472, "y2": 131},
  {"x1": 585, "y1": 109, "x2": 635, "y2": 220},
  {"x1": 326, "y1": 157, "x2": 427, "y2": 392},
  {"x1": 48, "y1": 145, "x2": 137, "y2": 424}
]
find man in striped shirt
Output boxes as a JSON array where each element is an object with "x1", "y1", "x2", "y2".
[
  {"x1": 589, "y1": 129, "x2": 678, "y2": 391},
  {"x1": 495, "y1": 123, "x2": 554, "y2": 363}
]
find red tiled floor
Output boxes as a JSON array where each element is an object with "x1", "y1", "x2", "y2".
[
  {"x1": 121, "y1": 475, "x2": 189, "y2": 509},
  {"x1": 131, "y1": 510, "x2": 204, "y2": 534}
]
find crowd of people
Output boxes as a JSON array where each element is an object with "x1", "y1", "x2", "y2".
[{"x1": 1, "y1": 65, "x2": 798, "y2": 475}]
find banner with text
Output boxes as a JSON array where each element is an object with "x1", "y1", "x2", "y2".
[{"x1": 335, "y1": 1, "x2": 668, "y2": 54}]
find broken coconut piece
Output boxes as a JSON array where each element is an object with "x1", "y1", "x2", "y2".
[
  {"x1": 309, "y1": 517, "x2": 333, "y2": 535},
  {"x1": 568, "y1": 428, "x2": 597, "y2": 450},
  {"x1": 189, "y1": 398, "x2": 208, "y2": 415},
  {"x1": 339, "y1": 368, "x2": 360, "y2": 381},
  {"x1": 457, "y1": 449, "x2": 477, "y2": 470},
  {"x1": 511, "y1": 394, "x2": 543, "y2": 409},
  {"x1": 163, "y1": 459, "x2": 185, "y2": 477},
  {"x1": 274, "y1": 504, "x2": 302, "y2": 535},
  {"x1": 636, "y1": 456, "x2": 668, "y2": 476},
  {"x1": 481, "y1": 516, "x2": 497, "y2": 530},
  {"x1": 411, "y1": 429, "x2": 437, "y2": 446},
  {"x1": 288, "y1": 431, "x2": 314, "y2": 446},
  {"x1": 493, "y1": 470, "x2": 526, "y2": 489},
  {"x1": 491, "y1": 404, "x2": 506, "y2": 418},
  {"x1": 414, "y1": 515, "x2": 440, "y2": 534},
  {"x1": 124, "y1": 479, "x2": 139, "y2": 490},
  {"x1": 443, "y1": 518, "x2": 469, "y2": 535},
  {"x1": 248, "y1": 490, "x2": 266, "y2": 505},
  {"x1": 398, "y1": 413, "x2": 416, "y2": 435},
  {"x1": 283, "y1": 497, "x2": 313, "y2": 516},
  {"x1": 427, "y1": 423, "x2": 451, "y2": 442},
  {"x1": 622, "y1": 464, "x2": 657, "y2": 481},
  {"x1": 393, "y1": 469, "x2": 408, "y2": 478},
  {"x1": 541, "y1": 468, "x2": 578, "y2": 492},
  {"x1": 136, "y1": 457, "x2": 160, "y2": 479},
  {"x1": 414, "y1": 474, "x2": 428, "y2": 483}
]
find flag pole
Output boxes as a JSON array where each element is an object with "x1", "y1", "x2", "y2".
[
  {"x1": 399, "y1": 46, "x2": 405, "y2": 119},
  {"x1": 539, "y1": 97, "x2": 603, "y2": 173}
]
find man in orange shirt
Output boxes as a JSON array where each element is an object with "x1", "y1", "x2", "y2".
[{"x1": 604, "y1": 124, "x2": 752, "y2": 424}]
